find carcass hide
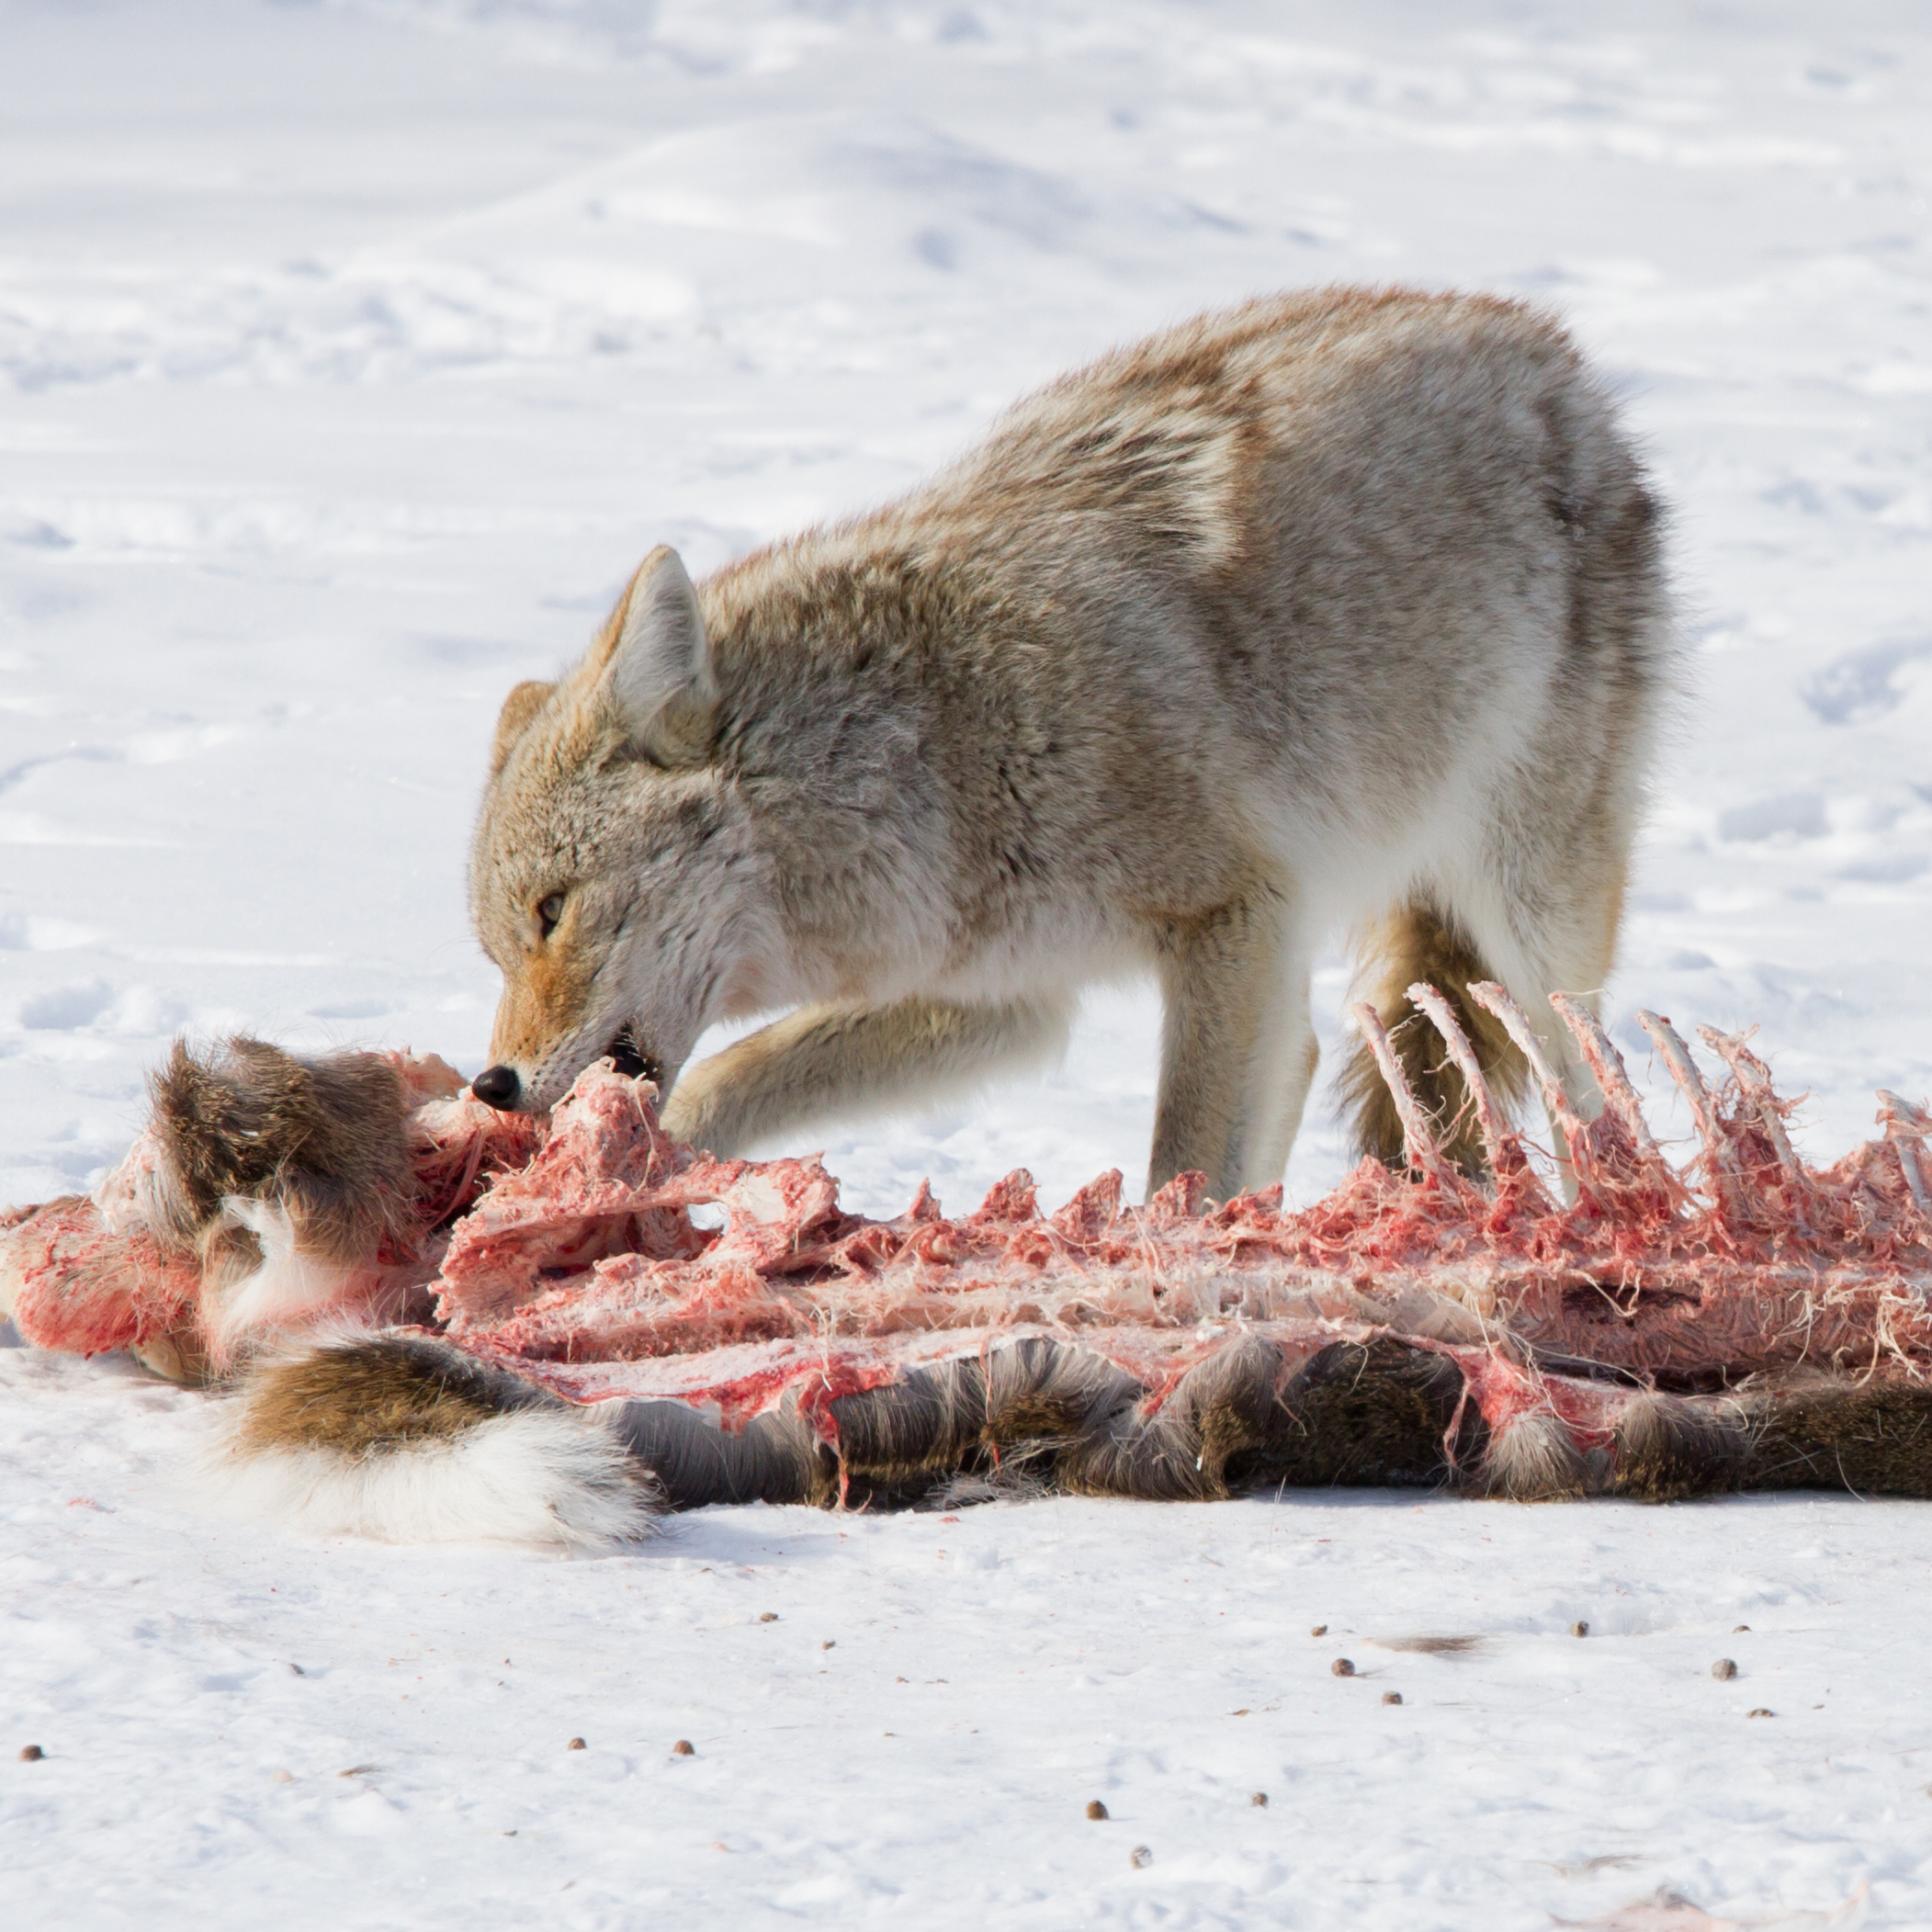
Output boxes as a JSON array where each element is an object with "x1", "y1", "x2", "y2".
[{"x1": 6, "y1": 981, "x2": 1932, "y2": 1542}]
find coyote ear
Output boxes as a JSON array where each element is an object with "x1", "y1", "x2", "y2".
[
  {"x1": 490, "y1": 680, "x2": 556, "y2": 776},
  {"x1": 605, "y1": 546, "x2": 717, "y2": 767}
]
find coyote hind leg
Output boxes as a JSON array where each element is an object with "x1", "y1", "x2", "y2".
[{"x1": 1340, "y1": 899, "x2": 1527, "y2": 1174}]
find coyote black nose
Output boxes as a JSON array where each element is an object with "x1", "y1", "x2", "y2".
[{"x1": 471, "y1": 1065, "x2": 521, "y2": 1111}]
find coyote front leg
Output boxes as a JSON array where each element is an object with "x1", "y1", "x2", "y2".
[
  {"x1": 1149, "y1": 887, "x2": 1313, "y2": 1204},
  {"x1": 661, "y1": 995, "x2": 1072, "y2": 1158}
]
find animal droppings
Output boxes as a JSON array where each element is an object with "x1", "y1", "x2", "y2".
[
  {"x1": 821, "y1": 1640, "x2": 835, "y2": 1650},
  {"x1": 19, "y1": 1746, "x2": 44, "y2": 1762},
  {"x1": 568, "y1": 1737, "x2": 586, "y2": 1750},
  {"x1": 1310, "y1": 1624, "x2": 1328, "y2": 1636},
  {"x1": 1250, "y1": 1791, "x2": 1268, "y2": 1807},
  {"x1": 1733, "y1": 1624, "x2": 1751, "y2": 1633},
  {"x1": 1570, "y1": 1621, "x2": 1589, "y2": 1637},
  {"x1": 1331, "y1": 1658, "x2": 1356, "y2": 1678},
  {"x1": 288, "y1": 1663, "x2": 305, "y2": 1676},
  {"x1": 1382, "y1": 1691, "x2": 1403, "y2": 1705},
  {"x1": 1747, "y1": 1707, "x2": 1773, "y2": 1718},
  {"x1": 1130, "y1": 1846, "x2": 1153, "y2": 1869},
  {"x1": 1712, "y1": 1658, "x2": 1738, "y2": 1680},
  {"x1": 1086, "y1": 1800, "x2": 1109, "y2": 1820},
  {"x1": 672, "y1": 1740, "x2": 695, "y2": 1757},
  {"x1": 759, "y1": 1612, "x2": 778, "y2": 1622}
]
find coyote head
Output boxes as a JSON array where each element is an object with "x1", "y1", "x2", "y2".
[{"x1": 468, "y1": 548, "x2": 775, "y2": 1113}]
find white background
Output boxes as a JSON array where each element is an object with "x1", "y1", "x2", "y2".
[{"x1": 2, "y1": 4, "x2": 1926, "y2": 1924}]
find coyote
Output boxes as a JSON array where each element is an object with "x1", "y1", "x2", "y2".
[{"x1": 469, "y1": 288, "x2": 1671, "y2": 1198}]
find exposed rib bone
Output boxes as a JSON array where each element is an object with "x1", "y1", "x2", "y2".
[
  {"x1": 1350, "y1": 1001, "x2": 1457, "y2": 1185},
  {"x1": 1877, "y1": 1090, "x2": 1932, "y2": 1218},
  {"x1": 1698, "y1": 1025, "x2": 1812, "y2": 1231},
  {"x1": 1466, "y1": 981, "x2": 1598, "y2": 1200},
  {"x1": 1405, "y1": 981, "x2": 1515, "y2": 1174},
  {"x1": 1697, "y1": 1028, "x2": 1802, "y2": 1173},
  {"x1": 1549, "y1": 994, "x2": 1660, "y2": 1166},
  {"x1": 1466, "y1": 982, "x2": 1571, "y2": 1124},
  {"x1": 1634, "y1": 1011, "x2": 1721, "y2": 1153},
  {"x1": 1634, "y1": 1007, "x2": 1749, "y2": 1223},
  {"x1": 1414, "y1": 989, "x2": 1514, "y2": 1151}
]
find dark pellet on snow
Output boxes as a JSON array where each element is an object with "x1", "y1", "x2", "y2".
[
  {"x1": 759, "y1": 1612, "x2": 779, "y2": 1622},
  {"x1": 1249, "y1": 1791, "x2": 1268, "y2": 1808},
  {"x1": 1712, "y1": 1659, "x2": 1738, "y2": 1680},
  {"x1": 1086, "y1": 1800, "x2": 1109, "y2": 1821},
  {"x1": 1331, "y1": 1658, "x2": 1355, "y2": 1678},
  {"x1": 1733, "y1": 1625, "x2": 1750, "y2": 1633},
  {"x1": 1570, "y1": 1621, "x2": 1589, "y2": 1638},
  {"x1": 1382, "y1": 1691, "x2": 1403, "y2": 1705},
  {"x1": 568, "y1": 1737, "x2": 587, "y2": 1751},
  {"x1": 821, "y1": 1640, "x2": 836, "y2": 1650},
  {"x1": 672, "y1": 1740, "x2": 695, "y2": 1757},
  {"x1": 1309, "y1": 1624, "x2": 1328, "y2": 1637},
  {"x1": 19, "y1": 1746, "x2": 44, "y2": 1762},
  {"x1": 1747, "y1": 1708, "x2": 1773, "y2": 1718}
]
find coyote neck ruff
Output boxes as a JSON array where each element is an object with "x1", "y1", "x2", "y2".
[{"x1": 469, "y1": 288, "x2": 1671, "y2": 1200}]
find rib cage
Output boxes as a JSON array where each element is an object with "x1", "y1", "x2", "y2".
[{"x1": 7, "y1": 987, "x2": 1932, "y2": 1520}]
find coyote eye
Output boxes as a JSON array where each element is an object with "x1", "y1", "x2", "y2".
[{"x1": 537, "y1": 893, "x2": 566, "y2": 938}]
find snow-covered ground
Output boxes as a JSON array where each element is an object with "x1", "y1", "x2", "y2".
[{"x1": 3, "y1": 2, "x2": 1928, "y2": 1923}]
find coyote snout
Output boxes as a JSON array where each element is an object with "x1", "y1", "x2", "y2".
[{"x1": 469, "y1": 288, "x2": 1672, "y2": 1199}]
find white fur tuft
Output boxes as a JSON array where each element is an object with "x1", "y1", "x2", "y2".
[
  {"x1": 1477, "y1": 1408, "x2": 1587, "y2": 1501},
  {"x1": 205, "y1": 1198, "x2": 363, "y2": 1359},
  {"x1": 198, "y1": 1406, "x2": 661, "y2": 1547}
]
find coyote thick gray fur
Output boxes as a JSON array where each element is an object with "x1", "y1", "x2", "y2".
[{"x1": 469, "y1": 287, "x2": 1672, "y2": 1199}]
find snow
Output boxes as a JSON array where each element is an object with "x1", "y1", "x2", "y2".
[{"x1": 1, "y1": 2, "x2": 1927, "y2": 1923}]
